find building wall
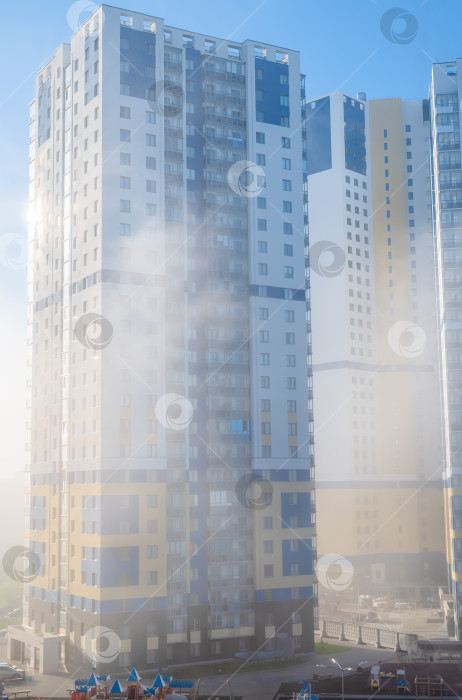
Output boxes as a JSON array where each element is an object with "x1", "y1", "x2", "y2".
[
  {"x1": 24, "y1": 4, "x2": 316, "y2": 670},
  {"x1": 310, "y1": 91, "x2": 445, "y2": 595},
  {"x1": 429, "y1": 59, "x2": 462, "y2": 637}
]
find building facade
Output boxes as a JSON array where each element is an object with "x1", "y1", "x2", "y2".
[
  {"x1": 12, "y1": 4, "x2": 316, "y2": 671},
  {"x1": 308, "y1": 90, "x2": 445, "y2": 602},
  {"x1": 430, "y1": 59, "x2": 462, "y2": 638},
  {"x1": 368, "y1": 97, "x2": 445, "y2": 595}
]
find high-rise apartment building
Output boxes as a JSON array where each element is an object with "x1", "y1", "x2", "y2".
[
  {"x1": 368, "y1": 97, "x2": 445, "y2": 594},
  {"x1": 308, "y1": 90, "x2": 445, "y2": 600},
  {"x1": 10, "y1": 4, "x2": 316, "y2": 671},
  {"x1": 430, "y1": 59, "x2": 462, "y2": 638},
  {"x1": 307, "y1": 90, "x2": 381, "y2": 579}
]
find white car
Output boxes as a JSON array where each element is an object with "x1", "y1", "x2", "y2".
[{"x1": 0, "y1": 663, "x2": 25, "y2": 681}]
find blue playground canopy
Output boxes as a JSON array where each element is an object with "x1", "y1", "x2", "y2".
[
  {"x1": 109, "y1": 680, "x2": 124, "y2": 695},
  {"x1": 87, "y1": 673, "x2": 98, "y2": 688},
  {"x1": 127, "y1": 668, "x2": 141, "y2": 683}
]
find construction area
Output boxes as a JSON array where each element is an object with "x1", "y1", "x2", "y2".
[{"x1": 273, "y1": 659, "x2": 462, "y2": 700}]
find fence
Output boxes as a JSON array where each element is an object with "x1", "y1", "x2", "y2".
[{"x1": 319, "y1": 617, "x2": 418, "y2": 651}]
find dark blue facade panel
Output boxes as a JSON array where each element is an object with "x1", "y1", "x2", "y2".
[
  {"x1": 343, "y1": 96, "x2": 366, "y2": 175},
  {"x1": 100, "y1": 495, "x2": 139, "y2": 534},
  {"x1": 100, "y1": 546, "x2": 139, "y2": 587},
  {"x1": 255, "y1": 586, "x2": 313, "y2": 602},
  {"x1": 282, "y1": 538, "x2": 313, "y2": 576},
  {"x1": 306, "y1": 96, "x2": 332, "y2": 175},
  {"x1": 120, "y1": 27, "x2": 156, "y2": 99},
  {"x1": 255, "y1": 58, "x2": 290, "y2": 127},
  {"x1": 249, "y1": 284, "x2": 305, "y2": 302},
  {"x1": 281, "y1": 492, "x2": 311, "y2": 528},
  {"x1": 37, "y1": 78, "x2": 51, "y2": 146}
]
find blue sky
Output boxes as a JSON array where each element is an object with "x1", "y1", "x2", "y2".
[{"x1": 0, "y1": 0, "x2": 461, "y2": 476}]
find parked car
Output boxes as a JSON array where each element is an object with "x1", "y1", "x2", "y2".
[
  {"x1": 7, "y1": 608, "x2": 21, "y2": 618},
  {"x1": 0, "y1": 663, "x2": 25, "y2": 681},
  {"x1": 366, "y1": 611, "x2": 379, "y2": 622},
  {"x1": 373, "y1": 597, "x2": 394, "y2": 610}
]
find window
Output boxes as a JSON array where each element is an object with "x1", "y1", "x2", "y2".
[
  {"x1": 147, "y1": 520, "x2": 158, "y2": 534},
  {"x1": 283, "y1": 222, "x2": 293, "y2": 235},
  {"x1": 258, "y1": 241, "x2": 267, "y2": 253},
  {"x1": 120, "y1": 224, "x2": 131, "y2": 236},
  {"x1": 282, "y1": 158, "x2": 291, "y2": 170},
  {"x1": 257, "y1": 196, "x2": 267, "y2": 209},
  {"x1": 263, "y1": 516, "x2": 273, "y2": 530},
  {"x1": 284, "y1": 266, "x2": 294, "y2": 278},
  {"x1": 258, "y1": 262, "x2": 268, "y2": 275},
  {"x1": 283, "y1": 201, "x2": 292, "y2": 213},
  {"x1": 286, "y1": 332, "x2": 295, "y2": 344},
  {"x1": 146, "y1": 134, "x2": 156, "y2": 146},
  {"x1": 264, "y1": 564, "x2": 274, "y2": 578},
  {"x1": 120, "y1": 152, "x2": 130, "y2": 166},
  {"x1": 146, "y1": 157, "x2": 156, "y2": 169},
  {"x1": 146, "y1": 180, "x2": 156, "y2": 193},
  {"x1": 146, "y1": 111, "x2": 156, "y2": 123},
  {"x1": 146, "y1": 571, "x2": 158, "y2": 585},
  {"x1": 283, "y1": 179, "x2": 292, "y2": 191},
  {"x1": 287, "y1": 377, "x2": 296, "y2": 389},
  {"x1": 120, "y1": 106, "x2": 130, "y2": 119},
  {"x1": 120, "y1": 200, "x2": 131, "y2": 213},
  {"x1": 147, "y1": 545, "x2": 158, "y2": 559},
  {"x1": 256, "y1": 153, "x2": 266, "y2": 166},
  {"x1": 261, "y1": 376, "x2": 270, "y2": 389},
  {"x1": 256, "y1": 132, "x2": 265, "y2": 144},
  {"x1": 120, "y1": 129, "x2": 130, "y2": 142},
  {"x1": 285, "y1": 310, "x2": 294, "y2": 322},
  {"x1": 282, "y1": 137, "x2": 291, "y2": 149},
  {"x1": 258, "y1": 219, "x2": 267, "y2": 231},
  {"x1": 263, "y1": 540, "x2": 273, "y2": 554},
  {"x1": 256, "y1": 68, "x2": 264, "y2": 80},
  {"x1": 120, "y1": 176, "x2": 130, "y2": 189},
  {"x1": 260, "y1": 353, "x2": 270, "y2": 366},
  {"x1": 146, "y1": 203, "x2": 156, "y2": 216},
  {"x1": 284, "y1": 244, "x2": 293, "y2": 256},
  {"x1": 259, "y1": 308, "x2": 268, "y2": 320}
]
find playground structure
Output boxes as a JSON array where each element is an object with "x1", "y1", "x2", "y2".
[{"x1": 70, "y1": 668, "x2": 200, "y2": 700}]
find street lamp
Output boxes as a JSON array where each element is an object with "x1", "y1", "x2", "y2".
[{"x1": 331, "y1": 658, "x2": 353, "y2": 700}]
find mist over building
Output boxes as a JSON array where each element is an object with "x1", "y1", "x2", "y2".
[
  {"x1": 307, "y1": 91, "x2": 445, "y2": 604},
  {"x1": 9, "y1": 4, "x2": 317, "y2": 672}
]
